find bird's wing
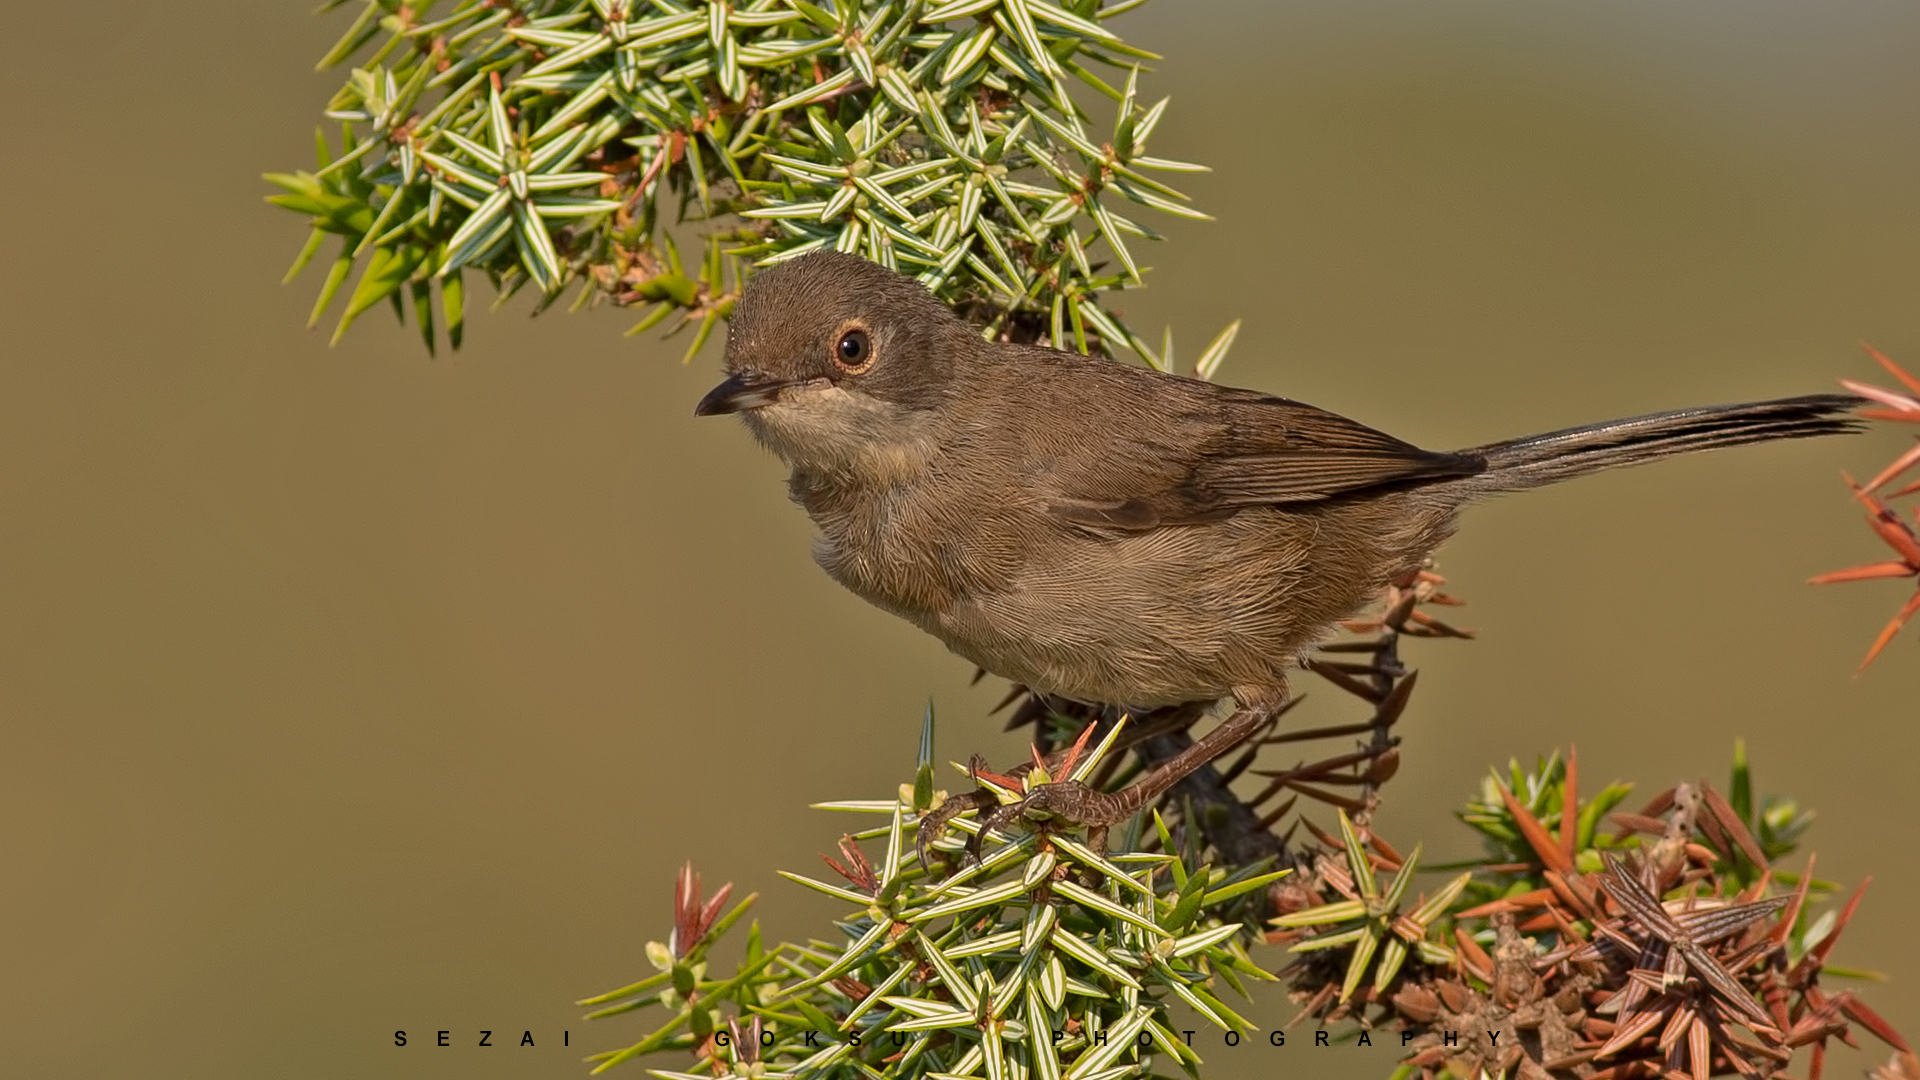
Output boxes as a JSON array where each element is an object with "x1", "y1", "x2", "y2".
[{"x1": 1041, "y1": 385, "x2": 1485, "y2": 531}]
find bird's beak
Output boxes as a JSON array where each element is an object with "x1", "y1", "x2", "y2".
[{"x1": 695, "y1": 372, "x2": 792, "y2": 416}]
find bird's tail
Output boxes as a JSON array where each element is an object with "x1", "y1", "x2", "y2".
[{"x1": 1456, "y1": 393, "x2": 1861, "y2": 494}]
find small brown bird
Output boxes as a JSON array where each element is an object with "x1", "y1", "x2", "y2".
[{"x1": 697, "y1": 250, "x2": 1857, "y2": 831}]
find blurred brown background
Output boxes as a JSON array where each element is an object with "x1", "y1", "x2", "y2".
[{"x1": 3, "y1": 2, "x2": 1916, "y2": 1078}]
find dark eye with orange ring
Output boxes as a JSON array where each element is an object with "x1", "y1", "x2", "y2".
[{"x1": 834, "y1": 328, "x2": 873, "y2": 372}]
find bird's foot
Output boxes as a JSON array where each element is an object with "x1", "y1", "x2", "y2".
[
  {"x1": 916, "y1": 780, "x2": 1129, "y2": 872},
  {"x1": 965, "y1": 780, "x2": 1131, "y2": 862}
]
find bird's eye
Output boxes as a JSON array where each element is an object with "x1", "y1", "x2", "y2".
[{"x1": 833, "y1": 328, "x2": 873, "y2": 373}]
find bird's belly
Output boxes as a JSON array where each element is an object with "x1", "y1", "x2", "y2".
[
  {"x1": 923, "y1": 517, "x2": 1333, "y2": 706},
  {"x1": 808, "y1": 516, "x2": 1212, "y2": 702},
  {"x1": 812, "y1": 502, "x2": 1401, "y2": 707},
  {"x1": 931, "y1": 606, "x2": 1235, "y2": 707}
]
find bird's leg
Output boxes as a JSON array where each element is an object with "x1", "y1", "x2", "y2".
[{"x1": 971, "y1": 691, "x2": 1282, "y2": 850}]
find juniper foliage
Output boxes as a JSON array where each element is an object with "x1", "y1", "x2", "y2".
[{"x1": 269, "y1": 0, "x2": 1229, "y2": 365}]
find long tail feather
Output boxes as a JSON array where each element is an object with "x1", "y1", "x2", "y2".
[{"x1": 1460, "y1": 393, "x2": 1861, "y2": 493}]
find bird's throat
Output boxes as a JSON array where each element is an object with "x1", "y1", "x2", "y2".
[{"x1": 742, "y1": 386, "x2": 939, "y2": 486}]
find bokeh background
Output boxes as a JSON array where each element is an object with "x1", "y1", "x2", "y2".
[{"x1": 3, "y1": 2, "x2": 1917, "y2": 1077}]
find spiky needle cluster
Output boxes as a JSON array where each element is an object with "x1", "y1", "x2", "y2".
[
  {"x1": 270, "y1": 0, "x2": 1229, "y2": 364},
  {"x1": 1812, "y1": 345, "x2": 1920, "y2": 671},
  {"x1": 1267, "y1": 747, "x2": 1912, "y2": 1080},
  {"x1": 582, "y1": 711, "x2": 1287, "y2": 1078}
]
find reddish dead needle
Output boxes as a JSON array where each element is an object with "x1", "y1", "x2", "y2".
[{"x1": 1814, "y1": 345, "x2": 1920, "y2": 672}]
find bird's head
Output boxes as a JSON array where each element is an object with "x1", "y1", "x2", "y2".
[{"x1": 697, "y1": 251, "x2": 969, "y2": 477}]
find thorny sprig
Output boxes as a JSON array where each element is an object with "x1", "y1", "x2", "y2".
[
  {"x1": 1268, "y1": 810, "x2": 1468, "y2": 1014},
  {"x1": 271, "y1": 0, "x2": 1237, "y2": 369},
  {"x1": 1296, "y1": 564, "x2": 1468, "y2": 822},
  {"x1": 1452, "y1": 747, "x2": 1632, "y2": 913},
  {"x1": 1812, "y1": 345, "x2": 1920, "y2": 671},
  {"x1": 578, "y1": 864, "x2": 760, "y2": 1071},
  {"x1": 821, "y1": 834, "x2": 882, "y2": 896},
  {"x1": 587, "y1": 711, "x2": 1290, "y2": 1078},
  {"x1": 673, "y1": 862, "x2": 739, "y2": 959},
  {"x1": 1583, "y1": 854, "x2": 1787, "y2": 1053},
  {"x1": 1369, "y1": 748, "x2": 1906, "y2": 1080}
]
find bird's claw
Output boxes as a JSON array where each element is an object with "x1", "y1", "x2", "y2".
[
  {"x1": 914, "y1": 789, "x2": 994, "y2": 869},
  {"x1": 964, "y1": 780, "x2": 1125, "y2": 862}
]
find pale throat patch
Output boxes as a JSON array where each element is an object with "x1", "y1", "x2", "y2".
[{"x1": 744, "y1": 383, "x2": 937, "y2": 483}]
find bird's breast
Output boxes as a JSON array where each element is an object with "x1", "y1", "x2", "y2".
[{"x1": 792, "y1": 470, "x2": 1028, "y2": 625}]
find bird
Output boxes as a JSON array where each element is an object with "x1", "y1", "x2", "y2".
[{"x1": 695, "y1": 249, "x2": 1859, "y2": 840}]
